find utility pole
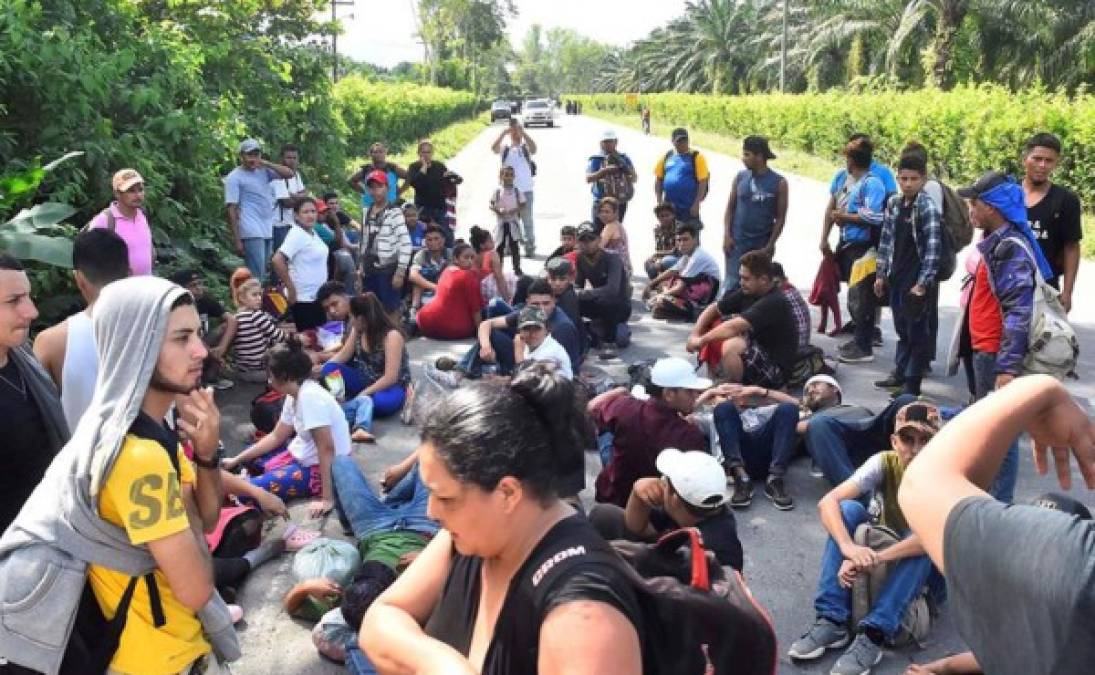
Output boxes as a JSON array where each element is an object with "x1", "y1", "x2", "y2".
[
  {"x1": 780, "y1": 0, "x2": 789, "y2": 92},
  {"x1": 330, "y1": 0, "x2": 355, "y2": 82}
]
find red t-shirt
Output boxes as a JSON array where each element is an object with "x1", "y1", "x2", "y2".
[
  {"x1": 416, "y1": 267, "x2": 483, "y2": 339},
  {"x1": 969, "y1": 261, "x2": 1003, "y2": 354}
]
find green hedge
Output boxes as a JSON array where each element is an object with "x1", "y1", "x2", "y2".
[{"x1": 572, "y1": 86, "x2": 1095, "y2": 206}]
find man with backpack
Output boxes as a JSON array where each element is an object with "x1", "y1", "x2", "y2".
[
  {"x1": 586, "y1": 130, "x2": 637, "y2": 224},
  {"x1": 723, "y1": 136, "x2": 788, "y2": 291},
  {"x1": 359, "y1": 170, "x2": 413, "y2": 314},
  {"x1": 655, "y1": 127, "x2": 709, "y2": 225},
  {"x1": 491, "y1": 118, "x2": 538, "y2": 258},
  {"x1": 789, "y1": 401, "x2": 941, "y2": 675},
  {"x1": 871, "y1": 154, "x2": 944, "y2": 397},
  {"x1": 0, "y1": 277, "x2": 238, "y2": 675},
  {"x1": 86, "y1": 168, "x2": 154, "y2": 275}
]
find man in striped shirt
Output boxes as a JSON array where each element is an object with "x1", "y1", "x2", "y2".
[{"x1": 359, "y1": 171, "x2": 413, "y2": 313}]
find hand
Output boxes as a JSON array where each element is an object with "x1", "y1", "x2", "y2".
[
  {"x1": 723, "y1": 235, "x2": 735, "y2": 255},
  {"x1": 910, "y1": 283, "x2": 926, "y2": 297},
  {"x1": 286, "y1": 286, "x2": 297, "y2": 306},
  {"x1": 176, "y1": 387, "x2": 220, "y2": 463},
  {"x1": 685, "y1": 335, "x2": 704, "y2": 353},
  {"x1": 308, "y1": 499, "x2": 334, "y2": 518},
  {"x1": 480, "y1": 345, "x2": 496, "y2": 363},
  {"x1": 819, "y1": 240, "x2": 833, "y2": 256},
  {"x1": 1026, "y1": 380, "x2": 1095, "y2": 490},
  {"x1": 209, "y1": 345, "x2": 227, "y2": 361},
  {"x1": 1059, "y1": 290, "x2": 1072, "y2": 313},
  {"x1": 392, "y1": 274, "x2": 404, "y2": 291},
  {"x1": 221, "y1": 455, "x2": 241, "y2": 472},
  {"x1": 837, "y1": 559, "x2": 858, "y2": 588},
  {"x1": 830, "y1": 209, "x2": 845, "y2": 224},
  {"x1": 840, "y1": 543, "x2": 878, "y2": 570},
  {"x1": 398, "y1": 550, "x2": 421, "y2": 568},
  {"x1": 304, "y1": 578, "x2": 342, "y2": 602},
  {"x1": 689, "y1": 202, "x2": 700, "y2": 218},
  {"x1": 873, "y1": 278, "x2": 886, "y2": 299},
  {"x1": 904, "y1": 664, "x2": 943, "y2": 675},
  {"x1": 255, "y1": 490, "x2": 289, "y2": 519},
  {"x1": 381, "y1": 463, "x2": 409, "y2": 492},
  {"x1": 234, "y1": 238, "x2": 244, "y2": 255},
  {"x1": 994, "y1": 373, "x2": 1015, "y2": 390},
  {"x1": 632, "y1": 477, "x2": 666, "y2": 507}
]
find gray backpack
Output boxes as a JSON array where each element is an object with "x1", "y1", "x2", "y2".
[{"x1": 851, "y1": 523, "x2": 932, "y2": 648}]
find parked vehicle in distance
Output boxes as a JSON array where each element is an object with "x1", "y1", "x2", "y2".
[
  {"x1": 509, "y1": 100, "x2": 521, "y2": 114},
  {"x1": 522, "y1": 99, "x2": 554, "y2": 127},
  {"x1": 491, "y1": 100, "x2": 511, "y2": 121}
]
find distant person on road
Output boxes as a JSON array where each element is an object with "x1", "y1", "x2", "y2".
[
  {"x1": 489, "y1": 165, "x2": 526, "y2": 276},
  {"x1": 349, "y1": 142, "x2": 406, "y2": 210},
  {"x1": 644, "y1": 222, "x2": 720, "y2": 322},
  {"x1": 360, "y1": 170, "x2": 413, "y2": 314},
  {"x1": 654, "y1": 127, "x2": 709, "y2": 225},
  {"x1": 404, "y1": 140, "x2": 453, "y2": 236},
  {"x1": 723, "y1": 136, "x2": 788, "y2": 291},
  {"x1": 86, "y1": 168, "x2": 154, "y2": 275},
  {"x1": 273, "y1": 144, "x2": 309, "y2": 255},
  {"x1": 1022, "y1": 132, "x2": 1083, "y2": 313},
  {"x1": 788, "y1": 402, "x2": 941, "y2": 674},
  {"x1": 646, "y1": 201, "x2": 681, "y2": 279},
  {"x1": 641, "y1": 106, "x2": 651, "y2": 134},
  {"x1": 491, "y1": 119, "x2": 538, "y2": 257},
  {"x1": 586, "y1": 129, "x2": 637, "y2": 223},
  {"x1": 225, "y1": 138, "x2": 294, "y2": 280},
  {"x1": 574, "y1": 222, "x2": 632, "y2": 360}
]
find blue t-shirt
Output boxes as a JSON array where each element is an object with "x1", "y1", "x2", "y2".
[
  {"x1": 659, "y1": 151, "x2": 707, "y2": 214},
  {"x1": 224, "y1": 167, "x2": 279, "y2": 239},
  {"x1": 409, "y1": 220, "x2": 427, "y2": 248},
  {"x1": 828, "y1": 170, "x2": 887, "y2": 244},
  {"x1": 587, "y1": 153, "x2": 635, "y2": 200},
  {"x1": 360, "y1": 165, "x2": 400, "y2": 208},
  {"x1": 731, "y1": 168, "x2": 783, "y2": 242}
]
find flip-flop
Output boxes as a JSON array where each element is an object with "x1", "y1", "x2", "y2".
[
  {"x1": 228, "y1": 604, "x2": 244, "y2": 624},
  {"x1": 351, "y1": 428, "x2": 376, "y2": 444},
  {"x1": 283, "y1": 525, "x2": 321, "y2": 552}
]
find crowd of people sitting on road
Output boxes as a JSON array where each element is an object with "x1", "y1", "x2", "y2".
[{"x1": 0, "y1": 122, "x2": 1089, "y2": 675}]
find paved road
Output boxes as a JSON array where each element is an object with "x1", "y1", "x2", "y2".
[{"x1": 226, "y1": 111, "x2": 1094, "y2": 674}]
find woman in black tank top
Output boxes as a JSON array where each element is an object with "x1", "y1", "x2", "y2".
[{"x1": 359, "y1": 363, "x2": 643, "y2": 674}]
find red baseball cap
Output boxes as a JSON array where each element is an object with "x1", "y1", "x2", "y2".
[{"x1": 365, "y1": 169, "x2": 388, "y2": 186}]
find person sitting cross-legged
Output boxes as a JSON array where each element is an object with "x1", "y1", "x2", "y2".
[
  {"x1": 788, "y1": 401, "x2": 942, "y2": 675},
  {"x1": 644, "y1": 221, "x2": 720, "y2": 321},
  {"x1": 687, "y1": 250, "x2": 798, "y2": 389},
  {"x1": 589, "y1": 448, "x2": 743, "y2": 571},
  {"x1": 574, "y1": 221, "x2": 632, "y2": 360}
]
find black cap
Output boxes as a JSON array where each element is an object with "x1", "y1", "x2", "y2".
[
  {"x1": 743, "y1": 135, "x2": 776, "y2": 160},
  {"x1": 671, "y1": 127, "x2": 689, "y2": 141},
  {"x1": 170, "y1": 269, "x2": 200, "y2": 286},
  {"x1": 546, "y1": 257, "x2": 573, "y2": 276},
  {"x1": 576, "y1": 222, "x2": 598, "y2": 240},
  {"x1": 1031, "y1": 492, "x2": 1093, "y2": 520},
  {"x1": 956, "y1": 170, "x2": 1009, "y2": 199}
]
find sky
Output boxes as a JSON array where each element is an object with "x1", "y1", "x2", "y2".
[{"x1": 336, "y1": 0, "x2": 689, "y2": 69}]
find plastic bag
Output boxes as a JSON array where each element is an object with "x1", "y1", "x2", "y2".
[
  {"x1": 292, "y1": 538, "x2": 361, "y2": 586},
  {"x1": 577, "y1": 364, "x2": 618, "y2": 399},
  {"x1": 409, "y1": 367, "x2": 453, "y2": 427},
  {"x1": 316, "y1": 321, "x2": 345, "y2": 351}
]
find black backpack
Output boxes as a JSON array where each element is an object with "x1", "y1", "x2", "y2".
[
  {"x1": 250, "y1": 387, "x2": 286, "y2": 436},
  {"x1": 519, "y1": 526, "x2": 778, "y2": 675}
]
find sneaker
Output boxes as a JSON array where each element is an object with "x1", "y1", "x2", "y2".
[
  {"x1": 838, "y1": 344, "x2": 875, "y2": 364},
  {"x1": 598, "y1": 342, "x2": 618, "y2": 361},
  {"x1": 872, "y1": 327, "x2": 883, "y2": 347},
  {"x1": 788, "y1": 617, "x2": 850, "y2": 660},
  {"x1": 830, "y1": 633, "x2": 883, "y2": 675},
  {"x1": 764, "y1": 476, "x2": 794, "y2": 510},
  {"x1": 207, "y1": 378, "x2": 234, "y2": 390},
  {"x1": 435, "y1": 356, "x2": 458, "y2": 371},
  {"x1": 873, "y1": 374, "x2": 904, "y2": 390},
  {"x1": 426, "y1": 363, "x2": 463, "y2": 388},
  {"x1": 730, "y1": 477, "x2": 753, "y2": 508},
  {"x1": 809, "y1": 460, "x2": 824, "y2": 478}
]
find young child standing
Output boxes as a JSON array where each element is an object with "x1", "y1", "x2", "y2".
[
  {"x1": 490, "y1": 165, "x2": 525, "y2": 276},
  {"x1": 233, "y1": 278, "x2": 287, "y2": 383},
  {"x1": 402, "y1": 202, "x2": 427, "y2": 249}
]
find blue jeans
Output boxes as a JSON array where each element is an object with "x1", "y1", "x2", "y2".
[
  {"x1": 361, "y1": 271, "x2": 401, "y2": 311},
  {"x1": 805, "y1": 395, "x2": 917, "y2": 486},
  {"x1": 342, "y1": 384, "x2": 407, "y2": 432},
  {"x1": 458, "y1": 300, "x2": 515, "y2": 376},
  {"x1": 645, "y1": 254, "x2": 679, "y2": 280},
  {"x1": 330, "y1": 456, "x2": 437, "y2": 540},
  {"x1": 713, "y1": 401, "x2": 800, "y2": 478},
  {"x1": 972, "y1": 351, "x2": 1019, "y2": 503},
  {"x1": 346, "y1": 646, "x2": 378, "y2": 675},
  {"x1": 242, "y1": 237, "x2": 273, "y2": 281},
  {"x1": 890, "y1": 280, "x2": 937, "y2": 383},
  {"x1": 521, "y1": 191, "x2": 535, "y2": 251},
  {"x1": 598, "y1": 431, "x2": 615, "y2": 469},
  {"x1": 723, "y1": 235, "x2": 767, "y2": 292},
  {"x1": 814, "y1": 500, "x2": 934, "y2": 639}
]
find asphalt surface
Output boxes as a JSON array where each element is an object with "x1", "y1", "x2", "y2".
[{"x1": 224, "y1": 110, "x2": 1095, "y2": 674}]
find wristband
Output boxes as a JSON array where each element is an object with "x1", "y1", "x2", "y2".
[{"x1": 193, "y1": 445, "x2": 225, "y2": 470}]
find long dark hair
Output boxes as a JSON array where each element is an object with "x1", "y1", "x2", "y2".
[
  {"x1": 421, "y1": 362, "x2": 591, "y2": 503},
  {"x1": 267, "y1": 337, "x2": 312, "y2": 384},
  {"x1": 469, "y1": 225, "x2": 492, "y2": 252},
  {"x1": 350, "y1": 292, "x2": 401, "y2": 352}
]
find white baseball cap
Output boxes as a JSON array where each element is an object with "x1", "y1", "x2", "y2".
[
  {"x1": 804, "y1": 374, "x2": 841, "y2": 394},
  {"x1": 602, "y1": 129, "x2": 618, "y2": 141},
  {"x1": 650, "y1": 357, "x2": 712, "y2": 390},
  {"x1": 656, "y1": 449, "x2": 728, "y2": 508}
]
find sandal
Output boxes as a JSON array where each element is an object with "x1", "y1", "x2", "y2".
[
  {"x1": 283, "y1": 524, "x2": 321, "y2": 552},
  {"x1": 351, "y1": 428, "x2": 376, "y2": 444}
]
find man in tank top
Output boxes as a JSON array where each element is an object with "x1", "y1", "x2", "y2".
[
  {"x1": 722, "y1": 136, "x2": 788, "y2": 291},
  {"x1": 33, "y1": 229, "x2": 131, "y2": 429}
]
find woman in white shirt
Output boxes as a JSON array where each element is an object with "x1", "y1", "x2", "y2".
[
  {"x1": 223, "y1": 340, "x2": 352, "y2": 517},
  {"x1": 272, "y1": 197, "x2": 330, "y2": 331}
]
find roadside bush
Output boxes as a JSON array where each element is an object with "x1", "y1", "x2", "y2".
[{"x1": 572, "y1": 86, "x2": 1095, "y2": 206}]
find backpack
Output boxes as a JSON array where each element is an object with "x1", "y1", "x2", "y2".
[
  {"x1": 522, "y1": 527, "x2": 778, "y2": 675},
  {"x1": 250, "y1": 387, "x2": 286, "y2": 436},
  {"x1": 936, "y1": 180, "x2": 971, "y2": 281},
  {"x1": 789, "y1": 345, "x2": 834, "y2": 388},
  {"x1": 851, "y1": 524, "x2": 932, "y2": 648},
  {"x1": 595, "y1": 153, "x2": 635, "y2": 203},
  {"x1": 1008, "y1": 237, "x2": 1079, "y2": 378},
  {"x1": 502, "y1": 144, "x2": 537, "y2": 177},
  {"x1": 80, "y1": 207, "x2": 118, "y2": 233}
]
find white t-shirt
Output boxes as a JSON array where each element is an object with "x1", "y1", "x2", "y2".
[
  {"x1": 501, "y1": 141, "x2": 534, "y2": 192},
  {"x1": 671, "y1": 247, "x2": 721, "y2": 280},
  {"x1": 275, "y1": 172, "x2": 306, "y2": 227},
  {"x1": 280, "y1": 380, "x2": 352, "y2": 466},
  {"x1": 278, "y1": 224, "x2": 329, "y2": 302},
  {"x1": 525, "y1": 333, "x2": 573, "y2": 379}
]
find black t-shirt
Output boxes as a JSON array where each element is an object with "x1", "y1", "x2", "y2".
[
  {"x1": 576, "y1": 251, "x2": 629, "y2": 305},
  {"x1": 195, "y1": 295, "x2": 226, "y2": 336},
  {"x1": 650, "y1": 507, "x2": 743, "y2": 571},
  {"x1": 424, "y1": 515, "x2": 643, "y2": 674},
  {"x1": 0, "y1": 358, "x2": 55, "y2": 532},
  {"x1": 1028, "y1": 184, "x2": 1083, "y2": 284},
  {"x1": 889, "y1": 202, "x2": 919, "y2": 285},
  {"x1": 407, "y1": 161, "x2": 450, "y2": 210},
  {"x1": 716, "y1": 287, "x2": 798, "y2": 377}
]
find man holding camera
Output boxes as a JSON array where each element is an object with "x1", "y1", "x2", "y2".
[
  {"x1": 491, "y1": 118, "x2": 538, "y2": 257},
  {"x1": 587, "y1": 130, "x2": 638, "y2": 224}
]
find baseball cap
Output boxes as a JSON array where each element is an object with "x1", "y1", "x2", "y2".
[
  {"x1": 545, "y1": 257, "x2": 573, "y2": 277},
  {"x1": 894, "y1": 401, "x2": 942, "y2": 435},
  {"x1": 365, "y1": 169, "x2": 388, "y2": 186},
  {"x1": 602, "y1": 129, "x2": 618, "y2": 141},
  {"x1": 170, "y1": 269, "x2": 201, "y2": 287},
  {"x1": 743, "y1": 135, "x2": 776, "y2": 160},
  {"x1": 239, "y1": 138, "x2": 262, "y2": 154},
  {"x1": 671, "y1": 127, "x2": 689, "y2": 141},
  {"x1": 576, "y1": 222, "x2": 599, "y2": 241},
  {"x1": 804, "y1": 374, "x2": 841, "y2": 395},
  {"x1": 956, "y1": 170, "x2": 1009, "y2": 199},
  {"x1": 656, "y1": 449, "x2": 728, "y2": 508},
  {"x1": 112, "y1": 169, "x2": 144, "y2": 192},
  {"x1": 650, "y1": 357, "x2": 712, "y2": 390},
  {"x1": 517, "y1": 306, "x2": 546, "y2": 330},
  {"x1": 1030, "y1": 492, "x2": 1093, "y2": 520}
]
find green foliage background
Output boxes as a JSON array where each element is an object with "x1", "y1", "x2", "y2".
[{"x1": 572, "y1": 86, "x2": 1095, "y2": 206}]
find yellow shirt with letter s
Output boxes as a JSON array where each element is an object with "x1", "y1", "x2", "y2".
[{"x1": 88, "y1": 424, "x2": 211, "y2": 675}]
